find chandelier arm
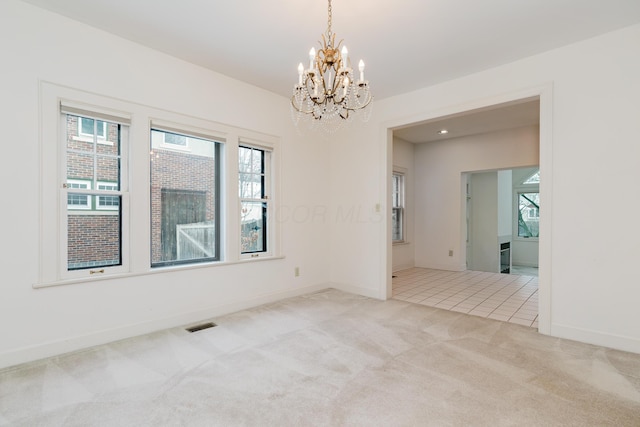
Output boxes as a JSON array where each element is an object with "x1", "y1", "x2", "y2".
[{"x1": 305, "y1": 76, "x2": 324, "y2": 105}]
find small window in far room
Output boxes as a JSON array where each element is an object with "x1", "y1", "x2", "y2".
[
  {"x1": 392, "y1": 171, "x2": 405, "y2": 243},
  {"x1": 518, "y1": 192, "x2": 540, "y2": 238}
]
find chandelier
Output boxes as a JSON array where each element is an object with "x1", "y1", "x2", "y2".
[{"x1": 291, "y1": 0, "x2": 372, "y2": 133}]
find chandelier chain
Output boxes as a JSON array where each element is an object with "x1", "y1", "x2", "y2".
[{"x1": 327, "y1": 0, "x2": 332, "y2": 37}]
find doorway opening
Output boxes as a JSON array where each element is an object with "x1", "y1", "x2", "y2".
[{"x1": 389, "y1": 93, "x2": 546, "y2": 330}]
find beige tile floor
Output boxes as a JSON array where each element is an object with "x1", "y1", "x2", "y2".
[{"x1": 392, "y1": 268, "x2": 539, "y2": 328}]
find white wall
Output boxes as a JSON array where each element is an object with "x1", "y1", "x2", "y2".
[
  {"x1": 469, "y1": 172, "x2": 499, "y2": 272},
  {"x1": 0, "y1": 1, "x2": 331, "y2": 368},
  {"x1": 330, "y1": 23, "x2": 640, "y2": 353},
  {"x1": 512, "y1": 240, "x2": 539, "y2": 267},
  {"x1": 392, "y1": 138, "x2": 415, "y2": 272},
  {"x1": 497, "y1": 169, "x2": 513, "y2": 239},
  {"x1": 413, "y1": 127, "x2": 539, "y2": 271}
]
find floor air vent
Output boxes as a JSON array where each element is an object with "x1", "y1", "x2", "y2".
[{"x1": 186, "y1": 322, "x2": 217, "y2": 333}]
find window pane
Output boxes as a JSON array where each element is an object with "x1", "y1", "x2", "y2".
[
  {"x1": 392, "y1": 173, "x2": 404, "y2": 242},
  {"x1": 68, "y1": 198, "x2": 122, "y2": 270},
  {"x1": 518, "y1": 192, "x2": 540, "y2": 237},
  {"x1": 67, "y1": 152, "x2": 94, "y2": 182},
  {"x1": 80, "y1": 117, "x2": 106, "y2": 138},
  {"x1": 239, "y1": 147, "x2": 264, "y2": 199},
  {"x1": 392, "y1": 207, "x2": 403, "y2": 242},
  {"x1": 241, "y1": 201, "x2": 266, "y2": 253},
  {"x1": 164, "y1": 132, "x2": 187, "y2": 146},
  {"x1": 239, "y1": 146, "x2": 268, "y2": 255},
  {"x1": 97, "y1": 156, "x2": 120, "y2": 186},
  {"x1": 65, "y1": 114, "x2": 123, "y2": 271},
  {"x1": 151, "y1": 129, "x2": 220, "y2": 266},
  {"x1": 98, "y1": 195, "x2": 120, "y2": 209},
  {"x1": 68, "y1": 192, "x2": 91, "y2": 209}
]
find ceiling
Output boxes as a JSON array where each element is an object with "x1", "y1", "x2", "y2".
[
  {"x1": 19, "y1": 0, "x2": 640, "y2": 140},
  {"x1": 19, "y1": 0, "x2": 640, "y2": 101},
  {"x1": 394, "y1": 98, "x2": 540, "y2": 144}
]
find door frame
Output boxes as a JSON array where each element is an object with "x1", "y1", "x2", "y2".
[{"x1": 382, "y1": 84, "x2": 553, "y2": 336}]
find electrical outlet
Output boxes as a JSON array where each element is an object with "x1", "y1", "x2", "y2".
[
  {"x1": 448, "y1": 250, "x2": 453, "y2": 257},
  {"x1": 295, "y1": 267, "x2": 300, "y2": 277}
]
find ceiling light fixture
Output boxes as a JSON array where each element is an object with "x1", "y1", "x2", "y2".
[
  {"x1": 291, "y1": 0, "x2": 372, "y2": 133},
  {"x1": 437, "y1": 129, "x2": 449, "y2": 135}
]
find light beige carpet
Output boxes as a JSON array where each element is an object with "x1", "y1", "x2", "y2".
[{"x1": 1, "y1": 289, "x2": 639, "y2": 426}]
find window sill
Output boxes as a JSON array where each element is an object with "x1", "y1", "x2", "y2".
[
  {"x1": 33, "y1": 255, "x2": 286, "y2": 289},
  {"x1": 393, "y1": 241, "x2": 411, "y2": 246},
  {"x1": 73, "y1": 136, "x2": 113, "y2": 146}
]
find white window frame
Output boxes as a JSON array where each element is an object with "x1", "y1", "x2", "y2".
[
  {"x1": 392, "y1": 170, "x2": 405, "y2": 243},
  {"x1": 239, "y1": 144, "x2": 272, "y2": 258},
  {"x1": 62, "y1": 112, "x2": 128, "y2": 278},
  {"x1": 39, "y1": 84, "x2": 131, "y2": 283}
]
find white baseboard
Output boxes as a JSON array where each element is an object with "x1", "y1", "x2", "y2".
[
  {"x1": 0, "y1": 283, "x2": 329, "y2": 371},
  {"x1": 551, "y1": 323, "x2": 640, "y2": 355},
  {"x1": 512, "y1": 261, "x2": 539, "y2": 268},
  {"x1": 331, "y1": 282, "x2": 383, "y2": 300},
  {"x1": 415, "y1": 262, "x2": 466, "y2": 272},
  {"x1": 392, "y1": 263, "x2": 414, "y2": 273}
]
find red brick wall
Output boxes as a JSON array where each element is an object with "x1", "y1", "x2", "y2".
[{"x1": 68, "y1": 215, "x2": 120, "y2": 268}]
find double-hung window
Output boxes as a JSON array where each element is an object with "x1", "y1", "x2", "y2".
[
  {"x1": 150, "y1": 127, "x2": 221, "y2": 267},
  {"x1": 239, "y1": 145, "x2": 271, "y2": 256},
  {"x1": 392, "y1": 171, "x2": 405, "y2": 243},
  {"x1": 62, "y1": 106, "x2": 129, "y2": 274}
]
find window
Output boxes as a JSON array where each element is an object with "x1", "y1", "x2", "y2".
[
  {"x1": 39, "y1": 82, "x2": 280, "y2": 287},
  {"x1": 150, "y1": 128, "x2": 221, "y2": 267},
  {"x1": 514, "y1": 168, "x2": 540, "y2": 239},
  {"x1": 64, "y1": 111, "x2": 127, "y2": 272},
  {"x1": 66, "y1": 180, "x2": 91, "y2": 209},
  {"x1": 163, "y1": 132, "x2": 187, "y2": 147},
  {"x1": 523, "y1": 171, "x2": 540, "y2": 184},
  {"x1": 518, "y1": 192, "x2": 539, "y2": 237},
  {"x1": 97, "y1": 182, "x2": 120, "y2": 210},
  {"x1": 79, "y1": 117, "x2": 106, "y2": 139},
  {"x1": 392, "y1": 172, "x2": 405, "y2": 242},
  {"x1": 239, "y1": 145, "x2": 270, "y2": 255}
]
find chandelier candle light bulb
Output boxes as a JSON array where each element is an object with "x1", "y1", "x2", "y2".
[
  {"x1": 341, "y1": 46, "x2": 349, "y2": 69},
  {"x1": 309, "y1": 48, "x2": 316, "y2": 70},
  {"x1": 291, "y1": 0, "x2": 372, "y2": 133}
]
